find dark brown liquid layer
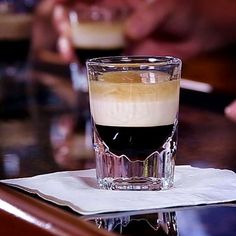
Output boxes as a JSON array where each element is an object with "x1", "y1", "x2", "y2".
[
  {"x1": 95, "y1": 124, "x2": 175, "y2": 159},
  {"x1": 0, "y1": 39, "x2": 30, "y2": 64},
  {"x1": 75, "y1": 48, "x2": 123, "y2": 65}
]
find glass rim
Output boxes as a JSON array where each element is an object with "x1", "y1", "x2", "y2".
[{"x1": 86, "y1": 56, "x2": 182, "y2": 67}]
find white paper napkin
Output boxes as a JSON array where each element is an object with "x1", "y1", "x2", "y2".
[{"x1": 1, "y1": 166, "x2": 236, "y2": 215}]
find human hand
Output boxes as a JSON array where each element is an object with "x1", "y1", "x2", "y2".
[
  {"x1": 50, "y1": 0, "x2": 189, "y2": 60},
  {"x1": 124, "y1": 0, "x2": 236, "y2": 59},
  {"x1": 34, "y1": 0, "x2": 236, "y2": 62},
  {"x1": 32, "y1": 0, "x2": 132, "y2": 64}
]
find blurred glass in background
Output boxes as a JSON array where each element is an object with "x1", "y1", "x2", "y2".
[{"x1": 0, "y1": 0, "x2": 38, "y2": 118}]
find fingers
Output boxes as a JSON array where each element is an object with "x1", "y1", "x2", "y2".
[
  {"x1": 225, "y1": 100, "x2": 236, "y2": 123},
  {"x1": 125, "y1": 0, "x2": 175, "y2": 40},
  {"x1": 53, "y1": 4, "x2": 75, "y2": 62},
  {"x1": 58, "y1": 36, "x2": 74, "y2": 63}
]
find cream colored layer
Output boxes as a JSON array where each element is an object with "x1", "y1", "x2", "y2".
[
  {"x1": 71, "y1": 22, "x2": 125, "y2": 49},
  {"x1": 89, "y1": 72, "x2": 180, "y2": 126},
  {"x1": 0, "y1": 14, "x2": 32, "y2": 39},
  {"x1": 90, "y1": 99, "x2": 179, "y2": 127}
]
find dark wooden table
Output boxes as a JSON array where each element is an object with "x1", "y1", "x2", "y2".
[{"x1": 0, "y1": 53, "x2": 236, "y2": 235}]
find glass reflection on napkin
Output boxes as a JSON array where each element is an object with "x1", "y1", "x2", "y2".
[{"x1": 1, "y1": 166, "x2": 236, "y2": 215}]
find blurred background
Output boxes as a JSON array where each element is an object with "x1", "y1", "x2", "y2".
[{"x1": 0, "y1": 0, "x2": 235, "y2": 179}]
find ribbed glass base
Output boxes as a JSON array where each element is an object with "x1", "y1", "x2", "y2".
[{"x1": 95, "y1": 135, "x2": 176, "y2": 191}]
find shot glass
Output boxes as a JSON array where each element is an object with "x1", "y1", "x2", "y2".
[{"x1": 86, "y1": 56, "x2": 181, "y2": 190}]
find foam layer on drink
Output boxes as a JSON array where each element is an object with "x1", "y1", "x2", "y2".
[
  {"x1": 71, "y1": 22, "x2": 125, "y2": 49},
  {"x1": 0, "y1": 14, "x2": 32, "y2": 40},
  {"x1": 89, "y1": 72, "x2": 180, "y2": 127}
]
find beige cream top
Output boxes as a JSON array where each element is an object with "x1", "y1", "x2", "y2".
[{"x1": 89, "y1": 71, "x2": 180, "y2": 127}]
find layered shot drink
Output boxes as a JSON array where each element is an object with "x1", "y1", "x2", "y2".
[{"x1": 87, "y1": 56, "x2": 181, "y2": 190}]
